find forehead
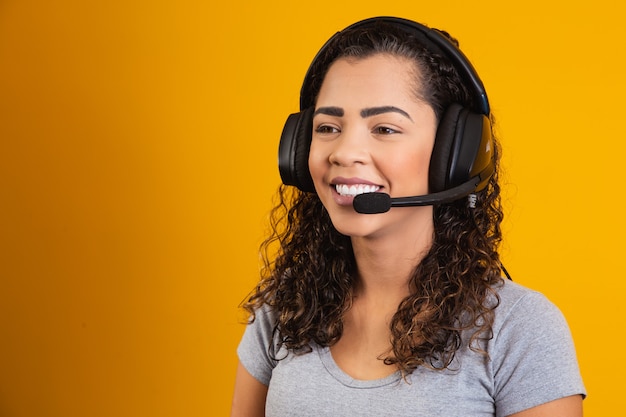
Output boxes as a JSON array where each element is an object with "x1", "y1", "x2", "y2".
[{"x1": 316, "y1": 54, "x2": 422, "y2": 106}]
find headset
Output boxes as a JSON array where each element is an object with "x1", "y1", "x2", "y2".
[{"x1": 278, "y1": 16, "x2": 495, "y2": 214}]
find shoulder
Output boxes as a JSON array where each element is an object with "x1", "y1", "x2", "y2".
[
  {"x1": 488, "y1": 278, "x2": 575, "y2": 360},
  {"x1": 490, "y1": 278, "x2": 566, "y2": 334},
  {"x1": 250, "y1": 304, "x2": 278, "y2": 334},
  {"x1": 237, "y1": 305, "x2": 280, "y2": 386},
  {"x1": 486, "y1": 278, "x2": 586, "y2": 416}
]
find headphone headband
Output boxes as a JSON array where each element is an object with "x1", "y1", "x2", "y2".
[
  {"x1": 299, "y1": 16, "x2": 490, "y2": 115},
  {"x1": 280, "y1": 16, "x2": 495, "y2": 196}
]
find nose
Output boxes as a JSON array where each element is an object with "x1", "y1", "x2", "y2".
[{"x1": 328, "y1": 126, "x2": 370, "y2": 167}]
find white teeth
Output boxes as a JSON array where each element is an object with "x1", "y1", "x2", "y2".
[{"x1": 335, "y1": 184, "x2": 380, "y2": 197}]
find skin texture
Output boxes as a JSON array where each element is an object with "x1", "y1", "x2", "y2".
[
  {"x1": 308, "y1": 54, "x2": 437, "y2": 243},
  {"x1": 230, "y1": 52, "x2": 584, "y2": 417},
  {"x1": 308, "y1": 54, "x2": 436, "y2": 380},
  {"x1": 231, "y1": 363, "x2": 267, "y2": 417}
]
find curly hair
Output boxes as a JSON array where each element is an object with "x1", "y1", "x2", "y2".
[{"x1": 243, "y1": 20, "x2": 505, "y2": 375}]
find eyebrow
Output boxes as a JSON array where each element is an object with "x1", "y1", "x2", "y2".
[
  {"x1": 361, "y1": 106, "x2": 413, "y2": 121},
  {"x1": 313, "y1": 105, "x2": 412, "y2": 122},
  {"x1": 314, "y1": 106, "x2": 344, "y2": 117}
]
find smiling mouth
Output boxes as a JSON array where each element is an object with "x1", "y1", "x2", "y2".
[{"x1": 334, "y1": 184, "x2": 381, "y2": 197}]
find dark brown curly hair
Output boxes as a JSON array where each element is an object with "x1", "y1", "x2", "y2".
[{"x1": 243, "y1": 20, "x2": 505, "y2": 376}]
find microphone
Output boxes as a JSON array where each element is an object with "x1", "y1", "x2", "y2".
[{"x1": 353, "y1": 175, "x2": 483, "y2": 214}]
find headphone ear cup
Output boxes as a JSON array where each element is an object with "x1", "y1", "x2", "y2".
[
  {"x1": 430, "y1": 103, "x2": 494, "y2": 194},
  {"x1": 278, "y1": 107, "x2": 316, "y2": 192},
  {"x1": 450, "y1": 111, "x2": 493, "y2": 192},
  {"x1": 430, "y1": 103, "x2": 464, "y2": 193}
]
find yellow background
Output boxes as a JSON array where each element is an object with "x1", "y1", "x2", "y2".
[{"x1": 0, "y1": 0, "x2": 623, "y2": 415}]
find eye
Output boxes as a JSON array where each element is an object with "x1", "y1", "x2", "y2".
[
  {"x1": 315, "y1": 124, "x2": 340, "y2": 135},
  {"x1": 373, "y1": 126, "x2": 399, "y2": 135}
]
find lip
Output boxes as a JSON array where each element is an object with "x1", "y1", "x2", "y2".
[
  {"x1": 330, "y1": 176, "x2": 383, "y2": 207},
  {"x1": 331, "y1": 176, "x2": 381, "y2": 186}
]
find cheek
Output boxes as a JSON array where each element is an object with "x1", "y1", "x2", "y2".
[
  {"x1": 308, "y1": 143, "x2": 327, "y2": 183},
  {"x1": 380, "y1": 152, "x2": 432, "y2": 197},
  {"x1": 309, "y1": 137, "x2": 331, "y2": 163}
]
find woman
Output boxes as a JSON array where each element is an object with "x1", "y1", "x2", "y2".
[{"x1": 231, "y1": 17, "x2": 585, "y2": 416}]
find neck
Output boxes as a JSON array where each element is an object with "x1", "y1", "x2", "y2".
[{"x1": 350, "y1": 218, "x2": 433, "y2": 302}]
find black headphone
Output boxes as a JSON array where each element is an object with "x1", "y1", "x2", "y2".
[{"x1": 278, "y1": 16, "x2": 495, "y2": 200}]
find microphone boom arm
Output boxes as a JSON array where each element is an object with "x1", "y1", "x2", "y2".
[{"x1": 353, "y1": 164, "x2": 494, "y2": 214}]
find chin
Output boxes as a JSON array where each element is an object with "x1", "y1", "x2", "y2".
[
  {"x1": 326, "y1": 211, "x2": 386, "y2": 238},
  {"x1": 327, "y1": 205, "x2": 434, "y2": 240}
]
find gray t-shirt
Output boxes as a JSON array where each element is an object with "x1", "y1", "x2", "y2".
[{"x1": 238, "y1": 279, "x2": 585, "y2": 416}]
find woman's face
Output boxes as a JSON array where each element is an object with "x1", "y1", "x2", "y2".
[{"x1": 308, "y1": 53, "x2": 438, "y2": 239}]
